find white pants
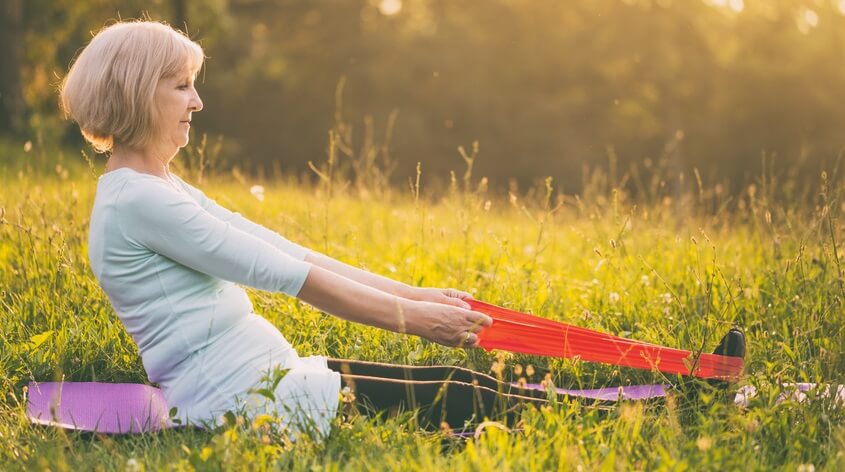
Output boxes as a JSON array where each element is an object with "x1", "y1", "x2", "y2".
[{"x1": 162, "y1": 313, "x2": 341, "y2": 438}]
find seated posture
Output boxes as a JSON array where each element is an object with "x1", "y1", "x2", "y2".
[{"x1": 60, "y1": 21, "x2": 546, "y2": 437}]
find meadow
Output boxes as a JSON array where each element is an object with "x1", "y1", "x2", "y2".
[{"x1": 1, "y1": 142, "x2": 844, "y2": 470}]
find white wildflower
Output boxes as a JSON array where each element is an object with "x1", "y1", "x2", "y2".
[
  {"x1": 609, "y1": 292, "x2": 620, "y2": 304},
  {"x1": 250, "y1": 185, "x2": 265, "y2": 202},
  {"x1": 126, "y1": 458, "x2": 141, "y2": 472}
]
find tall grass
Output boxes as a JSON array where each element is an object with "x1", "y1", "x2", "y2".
[{"x1": 1, "y1": 135, "x2": 844, "y2": 470}]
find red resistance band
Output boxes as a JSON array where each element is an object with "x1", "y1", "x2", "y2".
[{"x1": 469, "y1": 300, "x2": 744, "y2": 380}]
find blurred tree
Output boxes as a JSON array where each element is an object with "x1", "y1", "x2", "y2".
[
  {"x1": 7, "y1": 0, "x2": 845, "y2": 192},
  {"x1": 0, "y1": 0, "x2": 25, "y2": 134},
  {"x1": 172, "y1": 0, "x2": 187, "y2": 31}
]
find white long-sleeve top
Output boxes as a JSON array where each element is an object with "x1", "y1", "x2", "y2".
[{"x1": 88, "y1": 168, "x2": 340, "y2": 434}]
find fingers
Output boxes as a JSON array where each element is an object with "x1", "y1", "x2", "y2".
[
  {"x1": 444, "y1": 288, "x2": 473, "y2": 300},
  {"x1": 444, "y1": 295, "x2": 471, "y2": 309},
  {"x1": 465, "y1": 309, "x2": 493, "y2": 328},
  {"x1": 459, "y1": 331, "x2": 479, "y2": 348},
  {"x1": 450, "y1": 309, "x2": 492, "y2": 347}
]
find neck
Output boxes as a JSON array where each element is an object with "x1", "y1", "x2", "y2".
[{"x1": 107, "y1": 143, "x2": 177, "y2": 179}]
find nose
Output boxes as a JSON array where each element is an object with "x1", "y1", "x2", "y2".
[{"x1": 190, "y1": 89, "x2": 203, "y2": 112}]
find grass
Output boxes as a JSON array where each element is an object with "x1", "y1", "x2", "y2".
[{"x1": 1, "y1": 139, "x2": 844, "y2": 470}]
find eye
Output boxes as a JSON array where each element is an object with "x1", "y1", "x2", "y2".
[{"x1": 177, "y1": 83, "x2": 189, "y2": 90}]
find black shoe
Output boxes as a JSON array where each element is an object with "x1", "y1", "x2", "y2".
[
  {"x1": 706, "y1": 328, "x2": 746, "y2": 404},
  {"x1": 671, "y1": 328, "x2": 746, "y2": 405},
  {"x1": 713, "y1": 328, "x2": 746, "y2": 360}
]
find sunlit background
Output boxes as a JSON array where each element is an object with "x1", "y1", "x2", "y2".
[{"x1": 2, "y1": 0, "x2": 845, "y2": 192}]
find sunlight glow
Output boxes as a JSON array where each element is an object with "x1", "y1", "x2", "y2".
[
  {"x1": 797, "y1": 8, "x2": 819, "y2": 34},
  {"x1": 728, "y1": 0, "x2": 743, "y2": 13},
  {"x1": 378, "y1": 0, "x2": 402, "y2": 16},
  {"x1": 839, "y1": 0, "x2": 845, "y2": 16},
  {"x1": 804, "y1": 8, "x2": 819, "y2": 27},
  {"x1": 704, "y1": 0, "x2": 742, "y2": 13}
]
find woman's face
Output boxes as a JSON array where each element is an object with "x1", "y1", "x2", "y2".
[{"x1": 153, "y1": 70, "x2": 203, "y2": 151}]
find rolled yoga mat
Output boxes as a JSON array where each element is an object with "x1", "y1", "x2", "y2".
[{"x1": 26, "y1": 381, "x2": 171, "y2": 434}]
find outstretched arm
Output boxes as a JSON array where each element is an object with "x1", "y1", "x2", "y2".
[
  {"x1": 304, "y1": 251, "x2": 474, "y2": 309},
  {"x1": 174, "y1": 175, "x2": 475, "y2": 308},
  {"x1": 296, "y1": 265, "x2": 490, "y2": 347},
  {"x1": 120, "y1": 178, "x2": 491, "y2": 346},
  {"x1": 172, "y1": 175, "x2": 309, "y2": 260}
]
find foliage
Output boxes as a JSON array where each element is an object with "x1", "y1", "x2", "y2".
[
  {"x1": 5, "y1": 0, "x2": 845, "y2": 191},
  {"x1": 1, "y1": 135, "x2": 844, "y2": 469}
]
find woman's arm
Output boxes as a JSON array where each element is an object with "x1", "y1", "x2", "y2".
[
  {"x1": 174, "y1": 176, "x2": 475, "y2": 308},
  {"x1": 304, "y1": 251, "x2": 475, "y2": 309},
  {"x1": 304, "y1": 251, "x2": 411, "y2": 299},
  {"x1": 119, "y1": 179, "x2": 491, "y2": 347},
  {"x1": 296, "y1": 265, "x2": 491, "y2": 347},
  {"x1": 172, "y1": 175, "x2": 309, "y2": 259}
]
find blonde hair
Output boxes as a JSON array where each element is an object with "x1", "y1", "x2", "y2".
[{"x1": 60, "y1": 21, "x2": 204, "y2": 153}]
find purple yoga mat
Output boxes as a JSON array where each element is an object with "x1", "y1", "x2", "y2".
[
  {"x1": 27, "y1": 381, "x2": 842, "y2": 434},
  {"x1": 27, "y1": 382, "x2": 171, "y2": 434},
  {"x1": 517, "y1": 382, "x2": 669, "y2": 401},
  {"x1": 25, "y1": 381, "x2": 669, "y2": 434}
]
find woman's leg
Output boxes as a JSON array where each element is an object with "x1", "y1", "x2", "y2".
[
  {"x1": 327, "y1": 358, "x2": 546, "y2": 397},
  {"x1": 327, "y1": 359, "x2": 549, "y2": 429}
]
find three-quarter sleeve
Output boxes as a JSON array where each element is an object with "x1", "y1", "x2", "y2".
[
  {"x1": 171, "y1": 175, "x2": 309, "y2": 260},
  {"x1": 114, "y1": 179, "x2": 311, "y2": 296}
]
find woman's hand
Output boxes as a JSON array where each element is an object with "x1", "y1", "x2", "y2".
[
  {"x1": 405, "y1": 300, "x2": 493, "y2": 348},
  {"x1": 403, "y1": 286, "x2": 474, "y2": 309}
]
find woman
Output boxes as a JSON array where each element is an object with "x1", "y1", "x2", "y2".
[{"x1": 61, "y1": 21, "x2": 547, "y2": 437}]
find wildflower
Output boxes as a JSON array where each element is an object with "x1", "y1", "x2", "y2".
[
  {"x1": 513, "y1": 364, "x2": 523, "y2": 376},
  {"x1": 440, "y1": 421, "x2": 453, "y2": 435},
  {"x1": 490, "y1": 361, "x2": 504, "y2": 377},
  {"x1": 609, "y1": 292, "x2": 620, "y2": 304},
  {"x1": 540, "y1": 373, "x2": 554, "y2": 390},
  {"x1": 696, "y1": 436, "x2": 712, "y2": 452},
  {"x1": 250, "y1": 185, "x2": 265, "y2": 202},
  {"x1": 126, "y1": 458, "x2": 140, "y2": 472},
  {"x1": 797, "y1": 464, "x2": 815, "y2": 472},
  {"x1": 23, "y1": 140, "x2": 32, "y2": 152},
  {"x1": 516, "y1": 377, "x2": 527, "y2": 388},
  {"x1": 525, "y1": 365, "x2": 535, "y2": 377},
  {"x1": 641, "y1": 275, "x2": 650, "y2": 286},
  {"x1": 341, "y1": 386, "x2": 356, "y2": 403},
  {"x1": 660, "y1": 293, "x2": 673, "y2": 304}
]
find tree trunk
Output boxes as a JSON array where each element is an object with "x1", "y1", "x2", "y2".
[
  {"x1": 173, "y1": 0, "x2": 187, "y2": 32},
  {"x1": 0, "y1": 0, "x2": 25, "y2": 135}
]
